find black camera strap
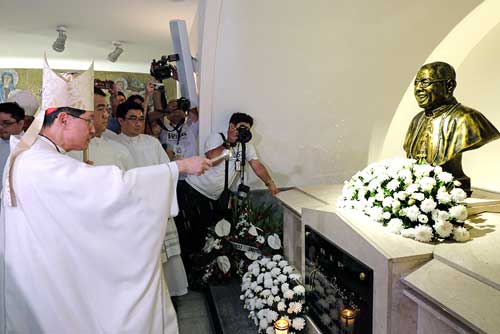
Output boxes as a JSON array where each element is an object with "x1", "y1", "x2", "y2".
[
  {"x1": 163, "y1": 121, "x2": 185, "y2": 145},
  {"x1": 219, "y1": 133, "x2": 229, "y2": 191}
]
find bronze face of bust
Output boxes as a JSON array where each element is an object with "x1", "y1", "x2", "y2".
[{"x1": 404, "y1": 61, "x2": 500, "y2": 195}]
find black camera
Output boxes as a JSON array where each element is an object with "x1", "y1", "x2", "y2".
[
  {"x1": 237, "y1": 125, "x2": 252, "y2": 143},
  {"x1": 150, "y1": 54, "x2": 179, "y2": 81},
  {"x1": 237, "y1": 184, "x2": 250, "y2": 199},
  {"x1": 94, "y1": 79, "x2": 114, "y2": 90},
  {"x1": 176, "y1": 97, "x2": 191, "y2": 112}
]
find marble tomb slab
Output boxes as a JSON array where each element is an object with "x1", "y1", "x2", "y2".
[{"x1": 403, "y1": 259, "x2": 500, "y2": 334}]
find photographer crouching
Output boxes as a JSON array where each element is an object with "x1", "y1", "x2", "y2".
[{"x1": 174, "y1": 112, "x2": 278, "y2": 285}]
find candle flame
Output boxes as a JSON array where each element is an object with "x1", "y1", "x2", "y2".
[
  {"x1": 341, "y1": 308, "x2": 356, "y2": 319},
  {"x1": 274, "y1": 317, "x2": 289, "y2": 330}
]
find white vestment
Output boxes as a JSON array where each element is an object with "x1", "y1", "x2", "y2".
[
  {"x1": 102, "y1": 128, "x2": 120, "y2": 141},
  {"x1": 67, "y1": 132, "x2": 134, "y2": 170},
  {"x1": 116, "y1": 133, "x2": 188, "y2": 297},
  {"x1": 0, "y1": 136, "x2": 179, "y2": 334}
]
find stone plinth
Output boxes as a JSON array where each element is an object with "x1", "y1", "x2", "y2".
[{"x1": 277, "y1": 184, "x2": 500, "y2": 334}]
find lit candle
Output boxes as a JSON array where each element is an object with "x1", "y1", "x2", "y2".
[
  {"x1": 340, "y1": 308, "x2": 356, "y2": 333},
  {"x1": 274, "y1": 317, "x2": 289, "y2": 334}
]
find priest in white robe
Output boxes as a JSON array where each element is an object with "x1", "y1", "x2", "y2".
[
  {"x1": 67, "y1": 87, "x2": 133, "y2": 170},
  {"x1": 114, "y1": 100, "x2": 189, "y2": 297},
  {"x1": 0, "y1": 57, "x2": 211, "y2": 334}
]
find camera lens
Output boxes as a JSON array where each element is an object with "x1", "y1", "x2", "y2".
[
  {"x1": 237, "y1": 126, "x2": 252, "y2": 143},
  {"x1": 177, "y1": 97, "x2": 191, "y2": 112}
]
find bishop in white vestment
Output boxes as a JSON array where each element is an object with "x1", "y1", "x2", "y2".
[{"x1": 0, "y1": 57, "x2": 210, "y2": 334}]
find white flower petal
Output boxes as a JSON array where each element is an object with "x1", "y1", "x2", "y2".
[
  {"x1": 267, "y1": 234, "x2": 282, "y2": 250},
  {"x1": 245, "y1": 251, "x2": 260, "y2": 260},
  {"x1": 216, "y1": 255, "x2": 231, "y2": 273},
  {"x1": 215, "y1": 219, "x2": 231, "y2": 237}
]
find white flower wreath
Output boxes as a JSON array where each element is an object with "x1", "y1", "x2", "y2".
[{"x1": 337, "y1": 158, "x2": 470, "y2": 243}]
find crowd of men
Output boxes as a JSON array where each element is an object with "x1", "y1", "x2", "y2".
[{"x1": 0, "y1": 59, "x2": 278, "y2": 333}]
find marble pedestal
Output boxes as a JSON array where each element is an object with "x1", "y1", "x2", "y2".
[{"x1": 277, "y1": 185, "x2": 500, "y2": 334}]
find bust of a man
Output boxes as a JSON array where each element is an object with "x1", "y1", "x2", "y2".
[{"x1": 404, "y1": 61, "x2": 500, "y2": 194}]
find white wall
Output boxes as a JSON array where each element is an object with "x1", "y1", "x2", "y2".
[
  {"x1": 198, "y1": 0, "x2": 481, "y2": 189},
  {"x1": 459, "y1": 22, "x2": 500, "y2": 192}
]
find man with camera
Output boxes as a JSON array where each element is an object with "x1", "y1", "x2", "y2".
[
  {"x1": 175, "y1": 112, "x2": 278, "y2": 280},
  {"x1": 159, "y1": 98, "x2": 199, "y2": 174}
]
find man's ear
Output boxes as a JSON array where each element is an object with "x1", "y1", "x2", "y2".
[
  {"x1": 117, "y1": 118, "x2": 124, "y2": 126},
  {"x1": 446, "y1": 79, "x2": 457, "y2": 94},
  {"x1": 57, "y1": 112, "x2": 69, "y2": 125}
]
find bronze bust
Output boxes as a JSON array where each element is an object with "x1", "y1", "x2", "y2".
[{"x1": 404, "y1": 61, "x2": 500, "y2": 195}]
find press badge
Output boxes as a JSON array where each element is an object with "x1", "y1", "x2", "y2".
[
  {"x1": 174, "y1": 145, "x2": 184, "y2": 159},
  {"x1": 235, "y1": 159, "x2": 241, "y2": 171}
]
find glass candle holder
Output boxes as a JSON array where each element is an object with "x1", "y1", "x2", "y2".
[
  {"x1": 274, "y1": 317, "x2": 289, "y2": 334},
  {"x1": 340, "y1": 308, "x2": 357, "y2": 333}
]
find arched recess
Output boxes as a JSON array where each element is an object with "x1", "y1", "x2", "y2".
[{"x1": 380, "y1": 1, "x2": 500, "y2": 192}]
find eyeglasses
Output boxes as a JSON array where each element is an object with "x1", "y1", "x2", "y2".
[
  {"x1": 125, "y1": 116, "x2": 145, "y2": 122},
  {"x1": 414, "y1": 78, "x2": 449, "y2": 88},
  {"x1": 68, "y1": 113, "x2": 94, "y2": 126},
  {"x1": 0, "y1": 120, "x2": 18, "y2": 127}
]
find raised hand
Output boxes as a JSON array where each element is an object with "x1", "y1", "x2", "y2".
[{"x1": 175, "y1": 156, "x2": 212, "y2": 176}]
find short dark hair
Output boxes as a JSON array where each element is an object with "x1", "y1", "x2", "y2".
[
  {"x1": 117, "y1": 91, "x2": 126, "y2": 98},
  {"x1": 43, "y1": 107, "x2": 86, "y2": 127},
  {"x1": 94, "y1": 87, "x2": 106, "y2": 97},
  {"x1": 229, "y1": 112, "x2": 253, "y2": 127},
  {"x1": 116, "y1": 101, "x2": 144, "y2": 119},
  {"x1": 0, "y1": 102, "x2": 25, "y2": 122},
  {"x1": 126, "y1": 94, "x2": 144, "y2": 104}
]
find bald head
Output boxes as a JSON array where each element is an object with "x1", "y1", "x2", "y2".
[{"x1": 419, "y1": 62, "x2": 456, "y2": 81}]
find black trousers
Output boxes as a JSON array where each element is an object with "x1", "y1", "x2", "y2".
[{"x1": 174, "y1": 180, "x2": 224, "y2": 275}]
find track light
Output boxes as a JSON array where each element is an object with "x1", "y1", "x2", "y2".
[
  {"x1": 107, "y1": 41, "x2": 123, "y2": 62},
  {"x1": 52, "y1": 26, "x2": 67, "y2": 53}
]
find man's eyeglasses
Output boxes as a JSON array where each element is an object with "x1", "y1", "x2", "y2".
[
  {"x1": 0, "y1": 120, "x2": 18, "y2": 127},
  {"x1": 68, "y1": 113, "x2": 94, "y2": 126},
  {"x1": 125, "y1": 116, "x2": 145, "y2": 122},
  {"x1": 414, "y1": 78, "x2": 449, "y2": 88}
]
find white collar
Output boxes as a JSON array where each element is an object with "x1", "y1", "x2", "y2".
[{"x1": 119, "y1": 133, "x2": 141, "y2": 143}]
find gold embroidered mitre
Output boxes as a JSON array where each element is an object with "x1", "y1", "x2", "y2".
[{"x1": 42, "y1": 55, "x2": 94, "y2": 112}]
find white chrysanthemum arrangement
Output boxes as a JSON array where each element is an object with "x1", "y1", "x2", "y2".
[
  {"x1": 337, "y1": 158, "x2": 470, "y2": 243},
  {"x1": 241, "y1": 255, "x2": 306, "y2": 334}
]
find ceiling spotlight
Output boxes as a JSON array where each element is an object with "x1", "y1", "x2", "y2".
[
  {"x1": 107, "y1": 41, "x2": 123, "y2": 63},
  {"x1": 52, "y1": 25, "x2": 67, "y2": 52}
]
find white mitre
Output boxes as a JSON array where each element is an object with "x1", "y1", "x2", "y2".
[
  {"x1": 3, "y1": 55, "x2": 94, "y2": 207},
  {"x1": 41, "y1": 56, "x2": 94, "y2": 112},
  {"x1": 6, "y1": 90, "x2": 40, "y2": 117}
]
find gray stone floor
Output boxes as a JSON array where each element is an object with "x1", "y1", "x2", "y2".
[{"x1": 175, "y1": 291, "x2": 215, "y2": 334}]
